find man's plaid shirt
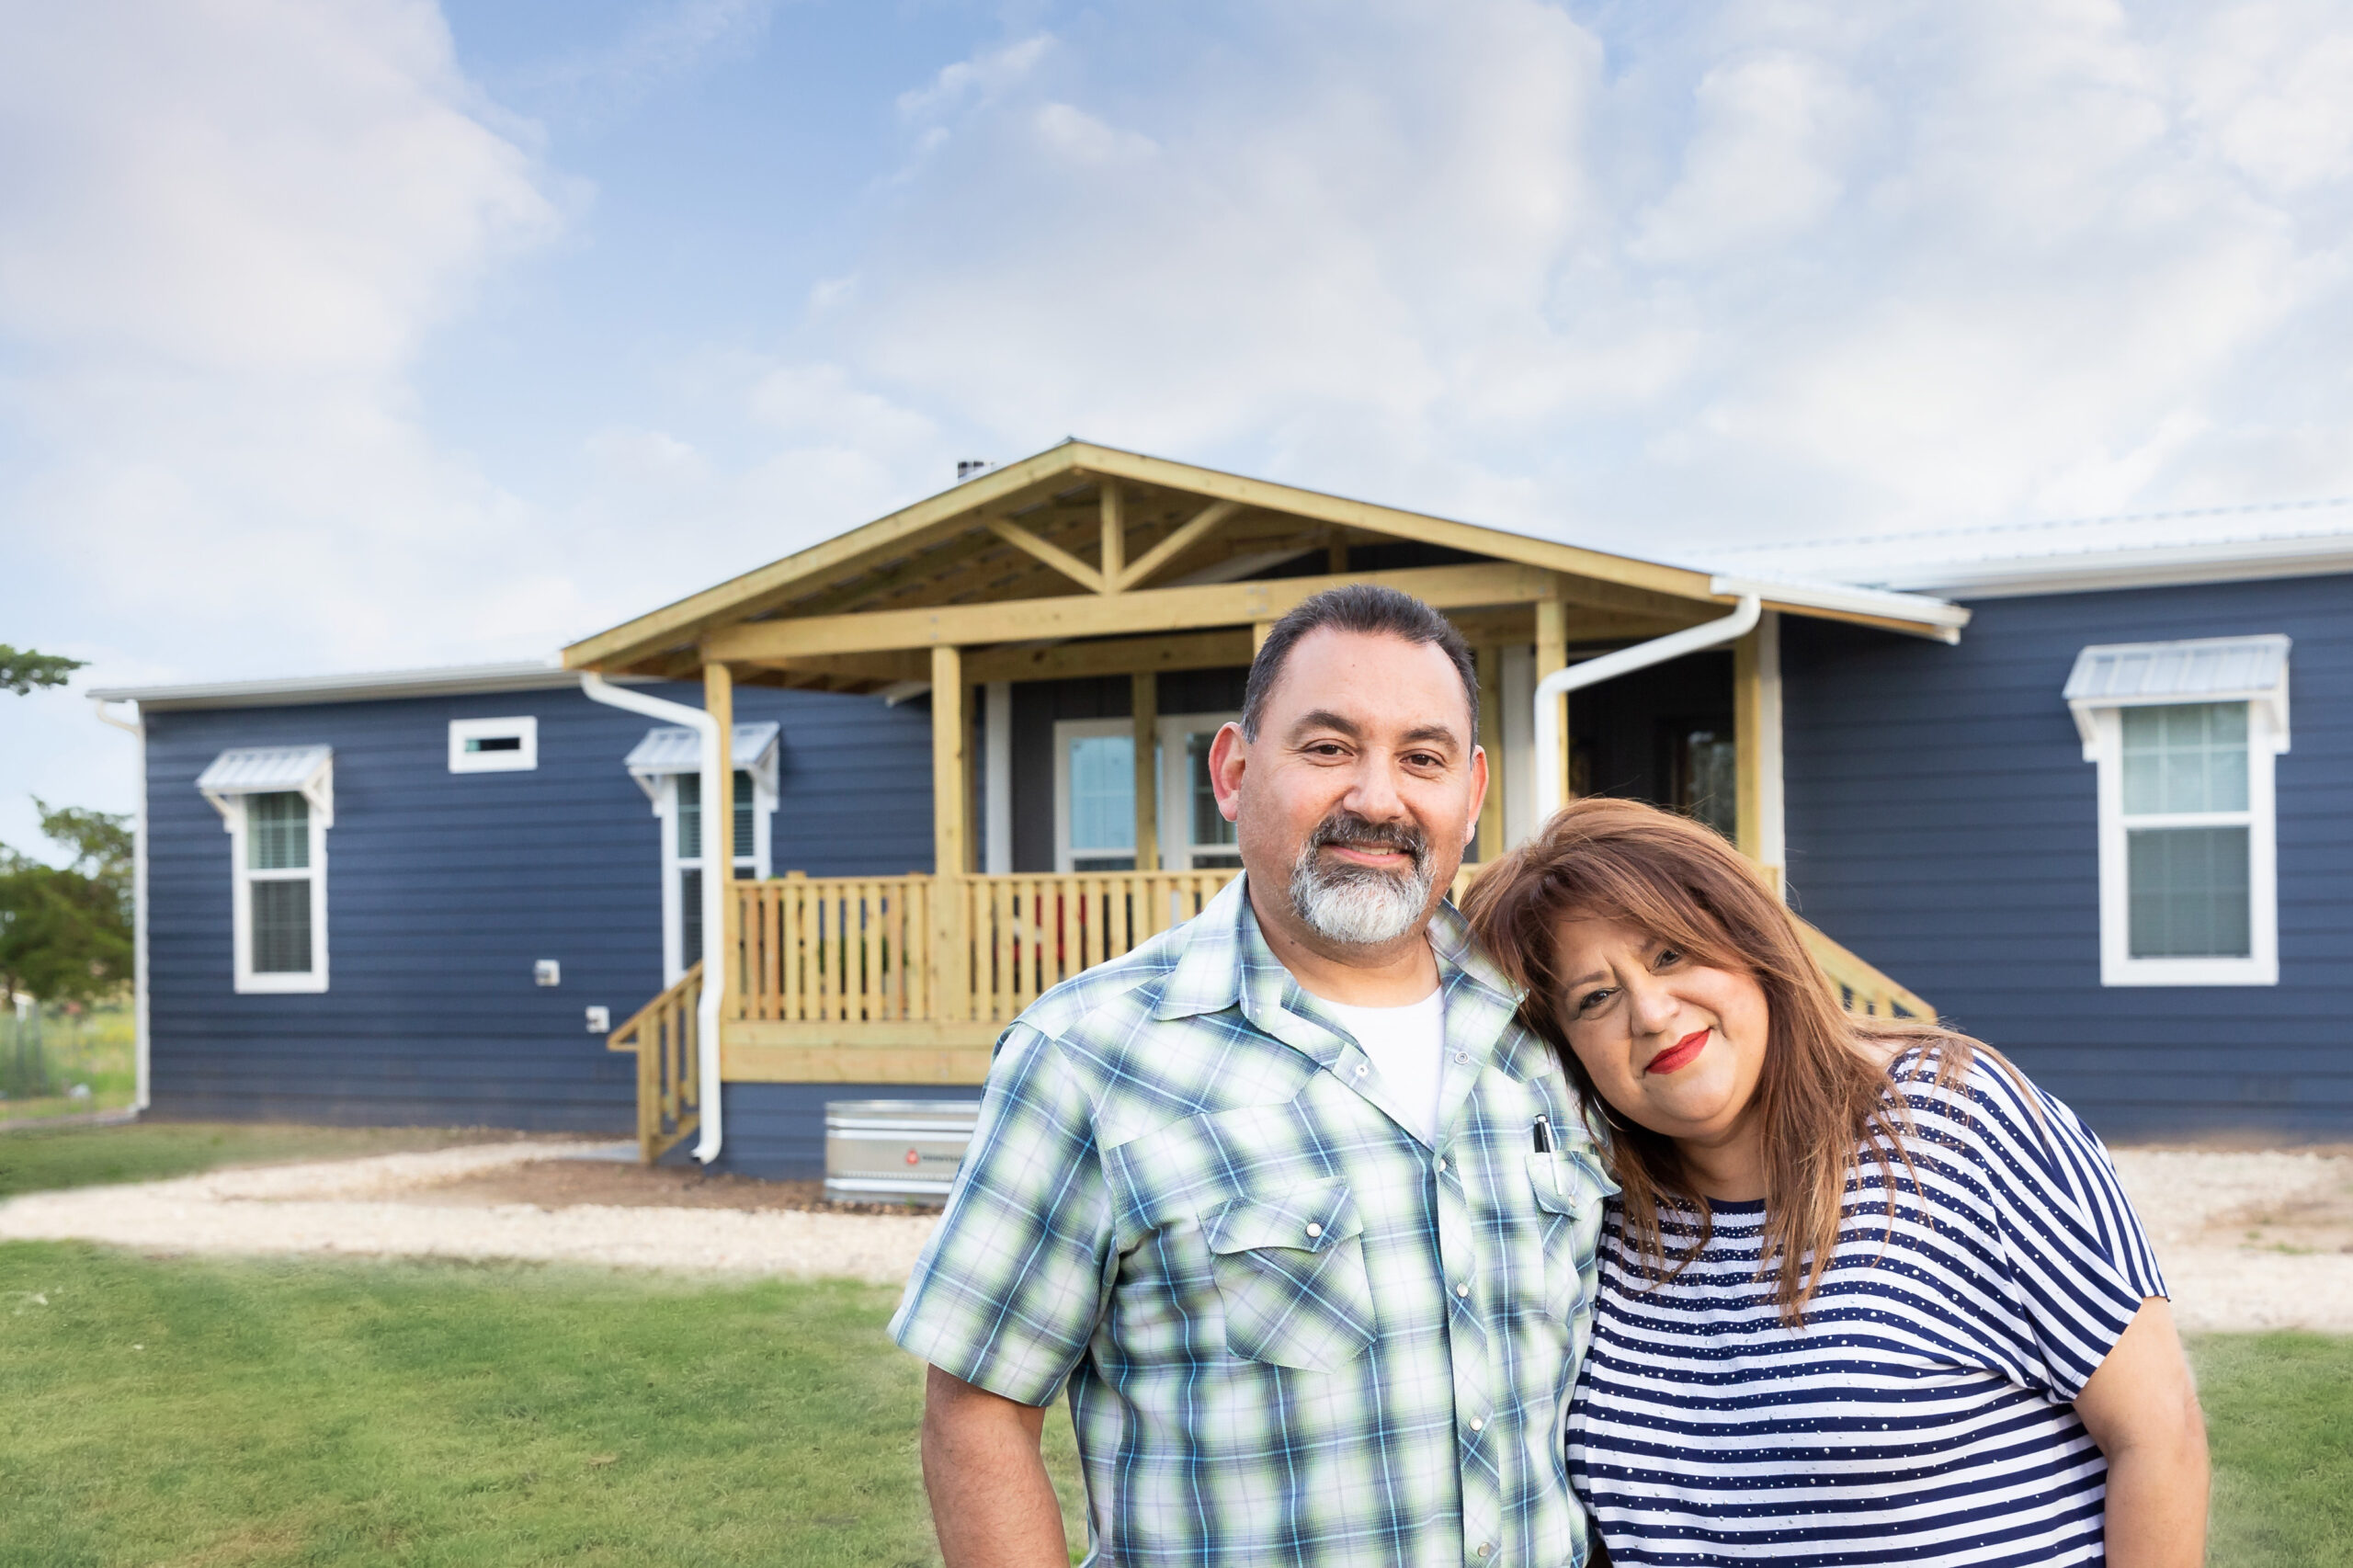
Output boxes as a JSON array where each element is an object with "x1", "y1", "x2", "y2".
[{"x1": 891, "y1": 873, "x2": 1614, "y2": 1567}]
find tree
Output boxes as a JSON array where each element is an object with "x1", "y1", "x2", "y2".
[
  {"x1": 0, "y1": 644, "x2": 85, "y2": 696},
  {"x1": 0, "y1": 801, "x2": 133, "y2": 1006}
]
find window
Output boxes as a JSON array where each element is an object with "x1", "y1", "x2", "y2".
[
  {"x1": 197, "y1": 745, "x2": 333, "y2": 994},
  {"x1": 1160, "y1": 712, "x2": 1244, "y2": 869},
  {"x1": 671, "y1": 769, "x2": 764, "y2": 972},
  {"x1": 449, "y1": 716, "x2": 538, "y2": 772},
  {"x1": 1054, "y1": 720, "x2": 1135, "y2": 872},
  {"x1": 1053, "y1": 712, "x2": 1245, "y2": 872},
  {"x1": 622, "y1": 722, "x2": 781, "y2": 985},
  {"x1": 2066, "y1": 637, "x2": 2288, "y2": 987}
]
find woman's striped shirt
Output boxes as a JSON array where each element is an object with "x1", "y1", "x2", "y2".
[{"x1": 1568, "y1": 1051, "x2": 2166, "y2": 1566}]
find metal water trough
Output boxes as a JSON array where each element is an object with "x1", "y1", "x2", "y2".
[{"x1": 824, "y1": 1099, "x2": 983, "y2": 1206}]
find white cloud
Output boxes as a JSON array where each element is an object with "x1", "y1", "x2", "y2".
[
  {"x1": 0, "y1": 0, "x2": 573, "y2": 857},
  {"x1": 10, "y1": 0, "x2": 2353, "y2": 860},
  {"x1": 1630, "y1": 51, "x2": 1868, "y2": 265},
  {"x1": 781, "y1": 0, "x2": 2353, "y2": 545}
]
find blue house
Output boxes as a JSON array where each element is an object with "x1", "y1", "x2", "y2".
[
  {"x1": 1726, "y1": 504, "x2": 2353, "y2": 1140},
  {"x1": 89, "y1": 447, "x2": 2353, "y2": 1168}
]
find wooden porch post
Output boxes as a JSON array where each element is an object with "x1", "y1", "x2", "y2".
[
  {"x1": 705, "y1": 661, "x2": 735, "y2": 1014},
  {"x1": 1733, "y1": 614, "x2": 1784, "y2": 894},
  {"x1": 1131, "y1": 671, "x2": 1160, "y2": 872},
  {"x1": 1536, "y1": 589, "x2": 1569, "y2": 814},
  {"x1": 931, "y1": 645, "x2": 970, "y2": 1017},
  {"x1": 1474, "y1": 644, "x2": 1503, "y2": 861}
]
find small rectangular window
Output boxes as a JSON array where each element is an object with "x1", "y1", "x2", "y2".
[{"x1": 449, "y1": 716, "x2": 538, "y2": 773}]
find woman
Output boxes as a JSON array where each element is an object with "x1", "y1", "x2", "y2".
[{"x1": 1463, "y1": 798, "x2": 2207, "y2": 1567}]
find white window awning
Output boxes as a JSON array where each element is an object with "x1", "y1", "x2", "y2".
[
  {"x1": 196, "y1": 744, "x2": 335, "y2": 826},
  {"x1": 2063, "y1": 634, "x2": 2290, "y2": 754},
  {"x1": 623, "y1": 722, "x2": 780, "y2": 802}
]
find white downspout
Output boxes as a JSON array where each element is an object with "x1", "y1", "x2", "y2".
[
  {"x1": 581, "y1": 671, "x2": 724, "y2": 1165},
  {"x1": 1532, "y1": 596, "x2": 1762, "y2": 827},
  {"x1": 90, "y1": 698, "x2": 149, "y2": 1114}
]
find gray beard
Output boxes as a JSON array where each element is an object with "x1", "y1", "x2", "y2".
[{"x1": 1287, "y1": 823, "x2": 1435, "y2": 949}]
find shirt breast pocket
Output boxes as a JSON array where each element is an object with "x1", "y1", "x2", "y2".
[
  {"x1": 1201, "y1": 1177, "x2": 1377, "y2": 1372},
  {"x1": 1527, "y1": 1150, "x2": 1614, "y2": 1323}
]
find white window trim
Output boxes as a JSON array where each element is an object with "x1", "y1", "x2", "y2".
[
  {"x1": 449, "y1": 715, "x2": 538, "y2": 772},
  {"x1": 1052, "y1": 718, "x2": 1139, "y2": 873},
  {"x1": 655, "y1": 770, "x2": 775, "y2": 985},
  {"x1": 2083, "y1": 700, "x2": 2284, "y2": 987},
  {"x1": 229, "y1": 794, "x2": 329, "y2": 994},
  {"x1": 1156, "y1": 710, "x2": 1244, "y2": 870}
]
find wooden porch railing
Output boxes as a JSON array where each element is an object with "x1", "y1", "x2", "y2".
[
  {"x1": 959, "y1": 870, "x2": 1233, "y2": 1023},
  {"x1": 726, "y1": 867, "x2": 1928, "y2": 1028},
  {"x1": 736, "y1": 875, "x2": 934, "y2": 1024},
  {"x1": 1794, "y1": 922, "x2": 1933, "y2": 1020},
  {"x1": 730, "y1": 869, "x2": 1236, "y2": 1027},
  {"x1": 606, "y1": 961, "x2": 700, "y2": 1164}
]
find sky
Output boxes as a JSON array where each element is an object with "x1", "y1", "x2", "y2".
[{"x1": 4, "y1": 0, "x2": 2351, "y2": 860}]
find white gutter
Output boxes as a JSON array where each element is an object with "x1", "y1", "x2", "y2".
[
  {"x1": 90, "y1": 699, "x2": 150, "y2": 1113},
  {"x1": 1707, "y1": 574, "x2": 1966, "y2": 643},
  {"x1": 579, "y1": 672, "x2": 724, "y2": 1165},
  {"x1": 1533, "y1": 596, "x2": 1763, "y2": 826}
]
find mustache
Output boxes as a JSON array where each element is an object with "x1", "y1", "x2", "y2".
[{"x1": 1306, "y1": 810, "x2": 1430, "y2": 869}]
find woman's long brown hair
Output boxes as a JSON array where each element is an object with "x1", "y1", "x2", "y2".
[{"x1": 1463, "y1": 797, "x2": 1974, "y2": 1324}]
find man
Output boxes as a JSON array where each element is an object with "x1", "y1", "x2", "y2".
[{"x1": 891, "y1": 585, "x2": 1611, "y2": 1567}]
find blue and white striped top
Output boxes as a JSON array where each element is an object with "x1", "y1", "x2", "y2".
[{"x1": 1568, "y1": 1051, "x2": 2165, "y2": 1566}]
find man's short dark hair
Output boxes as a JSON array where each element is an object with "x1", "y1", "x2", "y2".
[{"x1": 1240, "y1": 585, "x2": 1479, "y2": 741}]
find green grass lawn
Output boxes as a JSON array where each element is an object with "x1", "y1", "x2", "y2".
[
  {"x1": 0, "y1": 1122, "x2": 526, "y2": 1201},
  {"x1": 0, "y1": 1244, "x2": 1088, "y2": 1568},
  {"x1": 2201, "y1": 1333, "x2": 2353, "y2": 1565},
  {"x1": 0, "y1": 1238, "x2": 2342, "y2": 1567}
]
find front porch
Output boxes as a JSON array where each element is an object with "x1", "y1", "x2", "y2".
[
  {"x1": 609, "y1": 869, "x2": 1933, "y2": 1164},
  {"x1": 571, "y1": 440, "x2": 1964, "y2": 1165}
]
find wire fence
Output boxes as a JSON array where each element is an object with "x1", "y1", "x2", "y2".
[{"x1": 2, "y1": 999, "x2": 57, "y2": 1100}]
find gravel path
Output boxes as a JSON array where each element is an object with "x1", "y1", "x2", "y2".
[
  {"x1": 3, "y1": 1141, "x2": 2347, "y2": 1331},
  {"x1": 0, "y1": 1142, "x2": 940, "y2": 1284}
]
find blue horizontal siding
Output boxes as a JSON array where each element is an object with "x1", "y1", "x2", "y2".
[
  {"x1": 710, "y1": 1082, "x2": 983, "y2": 1180},
  {"x1": 1783, "y1": 572, "x2": 2353, "y2": 1140},
  {"x1": 145, "y1": 682, "x2": 933, "y2": 1131}
]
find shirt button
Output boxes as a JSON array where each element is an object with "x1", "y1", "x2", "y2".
[
  {"x1": 1470, "y1": 1416, "x2": 1484, "y2": 1432},
  {"x1": 1454, "y1": 1051, "x2": 1470, "y2": 1064},
  {"x1": 1305, "y1": 1222, "x2": 1323, "y2": 1239},
  {"x1": 1476, "y1": 1545, "x2": 1493, "y2": 1559},
  {"x1": 1354, "y1": 1063, "x2": 1368, "y2": 1077},
  {"x1": 1434, "y1": 1156, "x2": 1447, "y2": 1174},
  {"x1": 1454, "y1": 1282, "x2": 1470, "y2": 1298}
]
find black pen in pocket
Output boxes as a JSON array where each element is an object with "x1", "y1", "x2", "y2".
[{"x1": 1532, "y1": 1114, "x2": 1554, "y2": 1153}]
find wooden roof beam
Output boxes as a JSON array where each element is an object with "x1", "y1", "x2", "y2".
[
  {"x1": 986, "y1": 517, "x2": 1107, "y2": 594},
  {"x1": 1116, "y1": 499, "x2": 1243, "y2": 591},
  {"x1": 704, "y1": 561, "x2": 1562, "y2": 660}
]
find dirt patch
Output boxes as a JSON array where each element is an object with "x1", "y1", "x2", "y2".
[{"x1": 408, "y1": 1159, "x2": 941, "y2": 1217}]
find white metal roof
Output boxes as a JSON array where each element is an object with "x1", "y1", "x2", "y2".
[
  {"x1": 1704, "y1": 497, "x2": 2353, "y2": 598},
  {"x1": 88, "y1": 661, "x2": 654, "y2": 710},
  {"x1": 2062, "y1": 634, "x2": 2291, "y2": 755},
  {"x1": 2063, "y1": 635, "x2": 2289, "y2": 705},
  {"x1": 195, "y1": 745, "x2": 335, "y2": 825},
  {"x1": 623, "y1": 722, "x2": 781, "y2": 801}
]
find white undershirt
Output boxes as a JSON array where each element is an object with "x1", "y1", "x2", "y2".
[{"x1": 1320, "y1": 988, "x2": 1447, "y2": 1146}]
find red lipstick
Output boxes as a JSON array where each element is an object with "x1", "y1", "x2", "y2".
[{"x1": 1644, "y1": 1028, "x2": 1709, "y2": 1076}]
